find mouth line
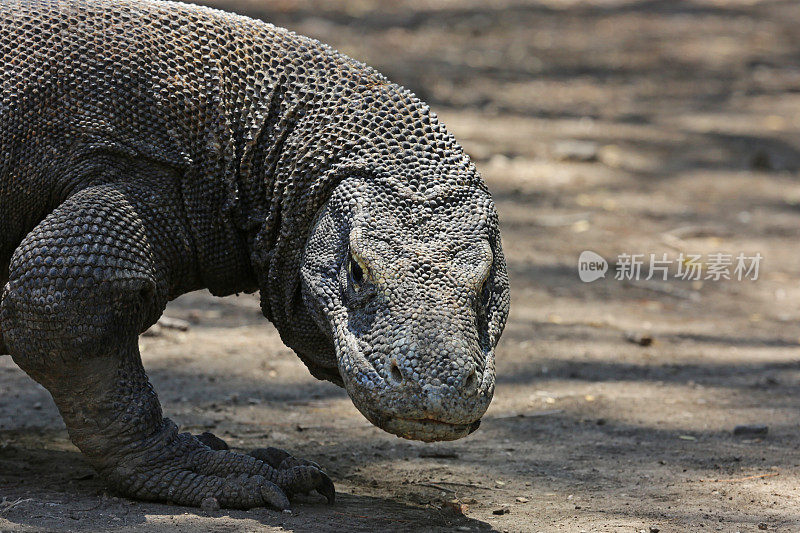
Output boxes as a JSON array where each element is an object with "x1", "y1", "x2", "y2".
[
  {"x1": 393, "y1": 416, "x2": 482, "y2": 434},
  {"x1": 395, "y1": 416, "x2": 464, "y2": 426}
]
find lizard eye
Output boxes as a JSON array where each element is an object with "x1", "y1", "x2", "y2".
[{"x1": 349, "y1": 255, "x2": 365, "y2": 290}]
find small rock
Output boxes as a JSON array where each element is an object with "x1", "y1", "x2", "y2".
[
  {"x1": 282, "y1": 509, "x2": 292, "y2": 515},
  {"x1": 625, "y1": 331, "x2": 653, "y2": 346},
  {"x1": 418, "y1": 450, "x2": 459, "y2": 459},
  {"x1": 515, "y1": 496, "x2": 529, "y2": 503},
  {"x1": 200, "y1": 497, "x2": 220, "y2": 514},
  {"x1": 442, "y1": 499, "x2": 469, "y2": 515},
  {"x1": 650, "y1": 527, "x2": 660, "y2": 533},
  {"x1": 733, "y1": 424, "x2": 768, "y2": 436},
  {"x1": 492, "y1": 506, "x2": 510, "y2": 515},
  {"x1": 758, "y1": 523, "x2": 768, "y2": 530}
]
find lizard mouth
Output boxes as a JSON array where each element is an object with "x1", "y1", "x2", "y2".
[
  {"x1": 381, "y1": 416, "x2": 482, "y2": 442},
  {"x1": 331, "y1": 324, "x2": 490, "y2": 442}
]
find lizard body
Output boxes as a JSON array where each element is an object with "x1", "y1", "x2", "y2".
[{"x1": 0, "y1": 0, "x2": 510, "y2": 508}]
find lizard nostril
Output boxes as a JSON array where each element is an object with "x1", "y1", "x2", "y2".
[
  {"x1": 389, "y1": 360, "x2": 404, "y2": 385},
  {"x1": 465, "y1": 368, "x2": 478, "y2": 391}
]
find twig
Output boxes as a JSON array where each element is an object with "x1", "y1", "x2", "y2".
[
  {"x1": 622, "y1": 280, "x2": 700, "y2": 301},
  {"x1": 703, "y1": 472, "x2": 779, "y2": 483},
  {"x1": 0, "y1": 498, "x2": 32, "y2": 516},
  {"x1": 493, "y1": 409, "x2": 564, "y2": 420},
  {"x1": 415, "y1": 483, "x2": 456, "y2": 493},
  {"x1": 432, "y1": 481, "x2": 497, "y2": 491},
  {"x1": 72, "y1": 502, "x2": 104, "y2": 512},
  {"x1": 419, "y1": 451, "x2": 459, "y2": 459},
  {"x1": 664, "y1": 225, "x2": 731, "y2": 240}
]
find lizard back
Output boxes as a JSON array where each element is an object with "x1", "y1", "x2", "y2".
[{"x1": 0, "y1": 0, "x2": 377, "y2": 293}]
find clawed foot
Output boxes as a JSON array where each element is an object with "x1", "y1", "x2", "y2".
[
  {"x1": 196, "y1": 430, "x2": 334, "y2": 504},
  {"x1": 103, "y1": 423, "x2": 334, "y2": 510}
]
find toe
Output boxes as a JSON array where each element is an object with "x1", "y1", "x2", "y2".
[
  {"x1": 260, "y1": 480, "x2": 291, "y2": 510},
  {"x1": 249, "y1": 447, "x2": 292, "y2": 468},
  {"x1": 249, "y1": 447, "x2": 322, "y2": 471},
  {"x1": 278, "y1": 465, "x2": 336, "y2": 504},
  {"x1": 196, "y1": 432, "x2": 230, "y2": 451},
  {"x1": 215, "y1": 474, "x2": 290, "y2": 510}
]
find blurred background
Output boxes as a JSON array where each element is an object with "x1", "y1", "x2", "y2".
[{"x1": 2, "y1": 1, "x2": 800, "y2": 531}]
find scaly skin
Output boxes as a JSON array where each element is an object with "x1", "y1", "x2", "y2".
[{"x1": 0, "y1": 0, "x2": 510, "y2": 509}]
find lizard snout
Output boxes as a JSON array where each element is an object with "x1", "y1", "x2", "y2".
[{"x1": 339, "y1": 335, "x2": 495, "y2": 442}]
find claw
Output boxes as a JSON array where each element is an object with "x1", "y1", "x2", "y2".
[
  {"x1": 275, "y1": 464, "x2": 336, "y2": 505},
  {"x1": 243, "y1": 446, "x2": 336, "y2": 505},
  {"x1": 260, "y1": 481, "x2": 291, "y2": 510},
  {"x1": 317, "y1": 471, "x2": 336, "y2": 504}
]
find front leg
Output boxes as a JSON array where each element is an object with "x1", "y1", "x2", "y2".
[{"x1": 0, "y1": 185, "x2": 333, "y2": 509}]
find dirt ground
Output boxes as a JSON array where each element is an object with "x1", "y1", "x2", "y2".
[{"x1": 3, "y1": 0, "x2": 800, "y2": 531}]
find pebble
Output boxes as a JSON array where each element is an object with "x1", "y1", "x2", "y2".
[
  {"x1": 733, "y1": 424, "x2": 768, "y2": 436},
  {"x1": 625, "y1": 331, "x2": 653, "y2": 347},
  {"x1": 492, "y1": 506, "x2": 510, "y2": 515},
  {"x1": 442, "y1": 499, "x2": 468, "y2": 515}
]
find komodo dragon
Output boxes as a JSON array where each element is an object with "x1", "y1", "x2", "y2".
[{"x1": 0, "y1": 0, "x2": 510, "y2": 509}]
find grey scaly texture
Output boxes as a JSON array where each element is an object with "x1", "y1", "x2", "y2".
[{"x1": 0, "y1": 0, "x2": 510, "y2": 509}]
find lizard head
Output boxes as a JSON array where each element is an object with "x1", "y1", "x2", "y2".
[{"x1": 300, "y1": 174, "x2": 510, "y2": 442}]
